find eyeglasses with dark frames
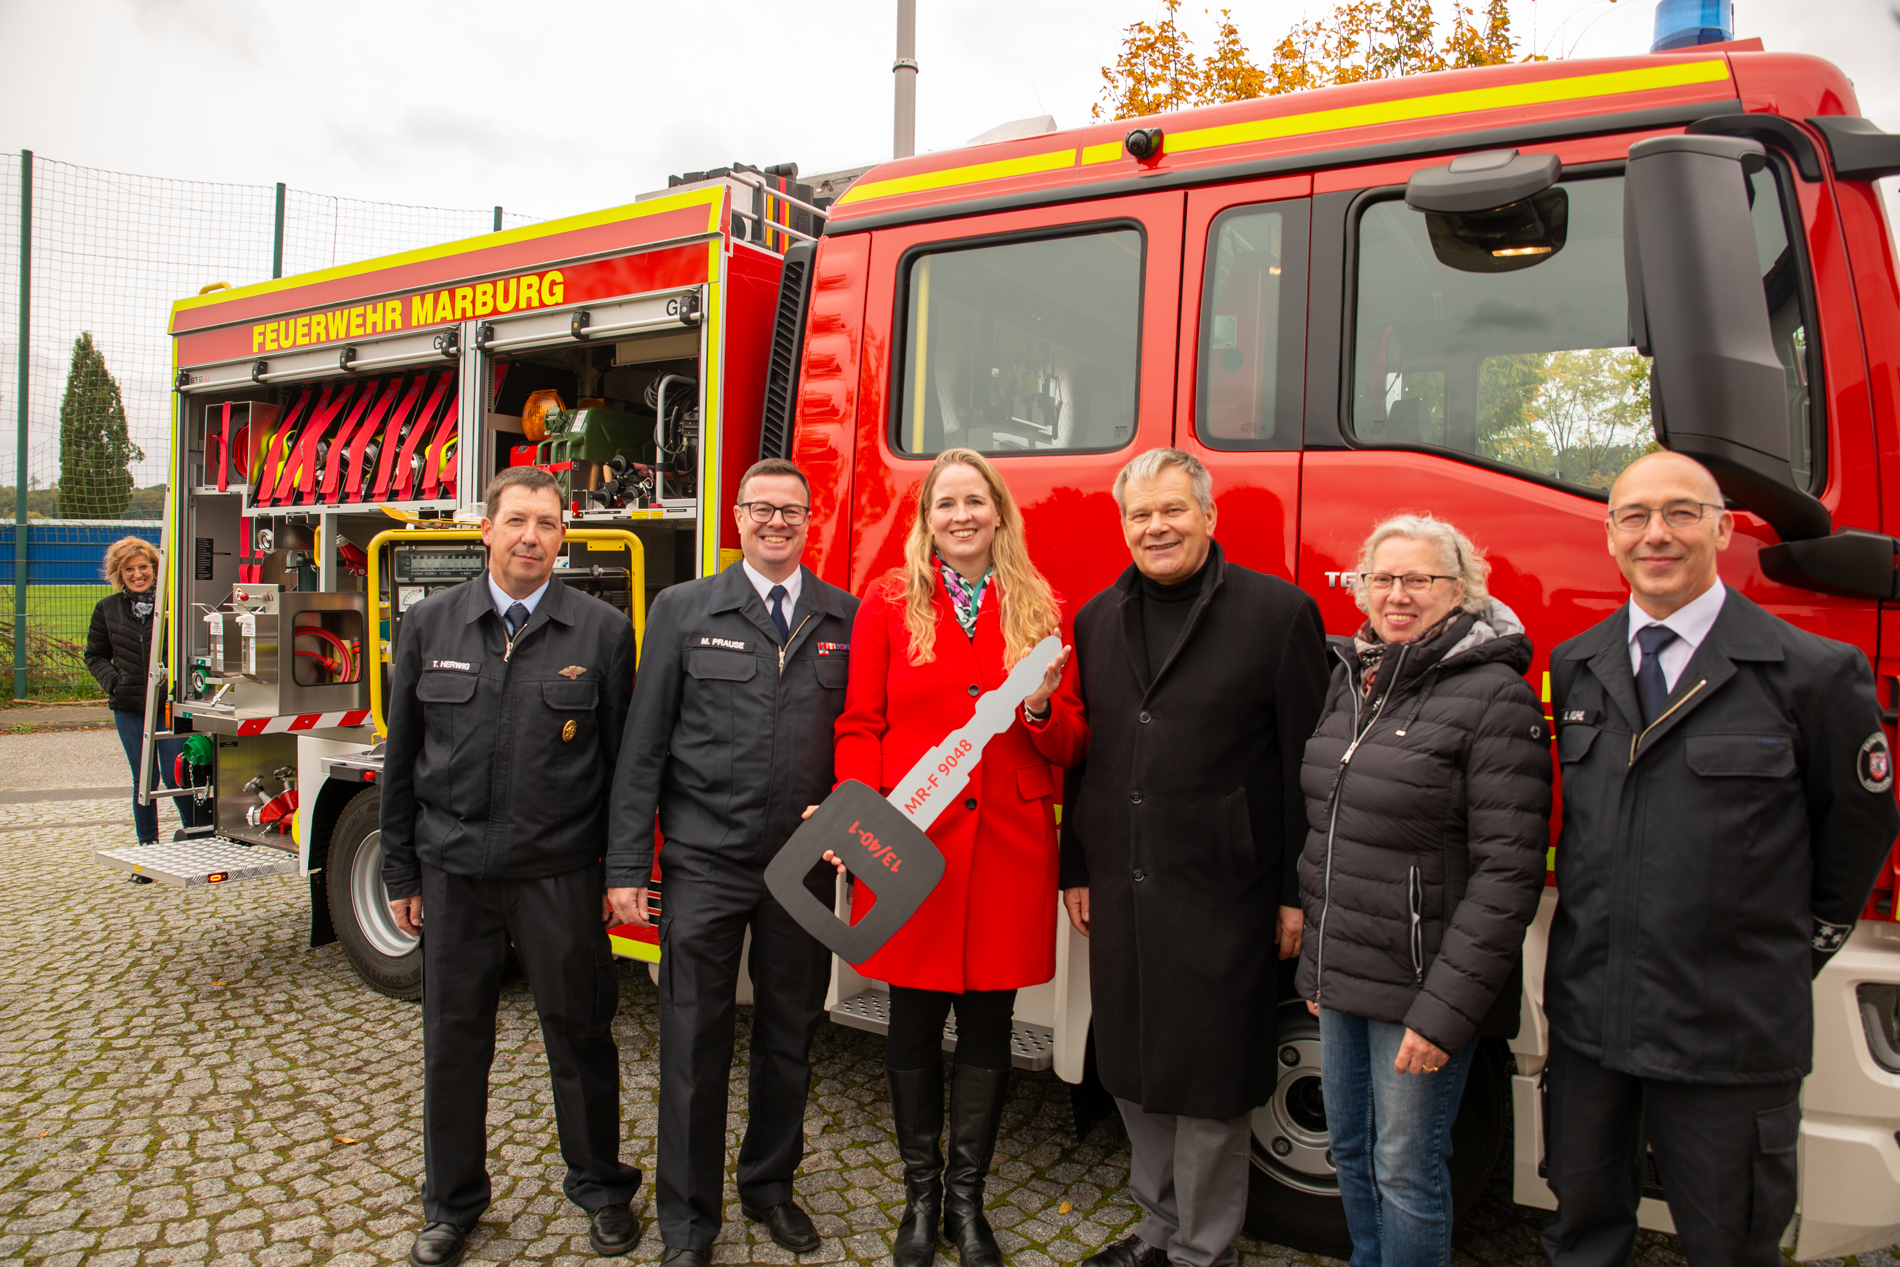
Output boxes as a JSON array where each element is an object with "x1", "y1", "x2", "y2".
[
  {"x1": 737, "y1": 501, "x2": 811, "y2": 526},
  {"x1": 1359, "y1": 572, "x2": 1458, "y2": 594}
]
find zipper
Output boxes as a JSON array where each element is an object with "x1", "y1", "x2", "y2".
[
  {"x1": 1408, "y1": 865, "x2": 1424, "y2": 985},
  {"x1": 1314, "y1": 642, "x2": 1408, "y2": 1002},
  {"x1": 1628, "y1": 678, "x2": 1706, "y2": 764},
  {"x1": 778, "y1": 613, "x2": 815, "y2": 674}
]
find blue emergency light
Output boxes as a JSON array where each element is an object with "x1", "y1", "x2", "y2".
[{"x1": 1652, "y1": 0, "x2": 1734, "y2": 50}]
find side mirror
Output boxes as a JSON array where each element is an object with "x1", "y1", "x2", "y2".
[{"x1": 1623, "y1": 134, "x2": 1831, "y2": 542}]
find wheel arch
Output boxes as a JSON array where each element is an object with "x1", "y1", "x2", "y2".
[{"x1": 305, "y1": 776, "x2": 373, "y2": 949}]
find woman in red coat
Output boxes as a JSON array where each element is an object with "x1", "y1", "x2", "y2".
[{"x1": 833, "y1": 448, "x2": 1086, "y2": 1267}]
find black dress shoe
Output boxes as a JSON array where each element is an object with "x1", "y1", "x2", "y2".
[
  {"x1": 408, "y1": 1221, "x2": 470, "y2": 1267},
  {"x1": 588, "y1": 1202, "x2": 642, "y2": 1257},
  {"x1": 1081, "y1": 1234, "x2": 1168, "y2": 1267},
  {"x1": 741, "y1": 1199, "x2": 822, "y2": 1253},
  {"x1": 661, "y1": 1248, "x2": 711, "y2": 1267}
]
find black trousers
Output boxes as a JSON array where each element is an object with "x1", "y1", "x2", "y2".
[
  {"x1": 420, "y1": 861, "x2": 641, "y2": 1227},
  {"x1": 1541, "y1": 1034, "x2": 1800, "y2": 1267},
  {"x1": 656, "y1": 863, "x2": 831, "y2": 1252},
  {"x1": 886, "y1": 984, "x2": 1018, "y2": 1072}
]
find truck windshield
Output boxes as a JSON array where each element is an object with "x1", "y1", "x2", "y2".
[
  {"x1": 1350, "y1": 169, "x2": 1816, "y2": 493},
  {"x1": 896, "y1": 227, "x2": 1141, "y2": 456}
]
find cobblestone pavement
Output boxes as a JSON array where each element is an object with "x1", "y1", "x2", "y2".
[{"x1": 1, "y1": 790, "x2": 1895, "y2": 1267}]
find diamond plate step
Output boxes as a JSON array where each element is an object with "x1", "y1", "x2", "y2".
[
  {"x1": 95, "y1": 838, "x2": 298, "y2": 888},
  {"x1": 830, "y1": 987, "x2": 1054, "y2": 1070}
]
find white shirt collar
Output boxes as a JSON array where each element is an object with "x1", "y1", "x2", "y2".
[
  {"x1": 1627, "y1": 577, "x2": 1727, "y2": 652},
  {"x1": 741, "y1": 558, "x2": 802, "y2": 612},
  {"x1": 488, "y1": 572, "x2": 551, "y2": 622}
]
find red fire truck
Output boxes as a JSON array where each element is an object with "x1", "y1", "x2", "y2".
[{"x1": 114, "y1": 38, "x2": 1900, "y2": 1262}]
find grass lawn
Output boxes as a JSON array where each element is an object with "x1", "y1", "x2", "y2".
[{"x1": 0, "y1": 584, "x2": 112, "y2": 699}]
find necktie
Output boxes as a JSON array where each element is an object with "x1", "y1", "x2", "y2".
[
  {"x1": 505, "y1": 602, "x2": 529, "y2": 638},
  {"x1": 767, "y1": 585, "x2": 790, "y2": 642},
  {"x1": 1635, "y1": 624, "x2": 1680, "y2": 726}
]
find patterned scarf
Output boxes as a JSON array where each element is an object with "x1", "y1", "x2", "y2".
[
  {"x1": 937, "y1": 554, "x2": 992, "y2": 640},
  {"x1": 129, "y1": 592, "x2": 154, "y2": 622},
  {"x1": 1352, "y1": 612, "x2": 1461, "y2": 698}
]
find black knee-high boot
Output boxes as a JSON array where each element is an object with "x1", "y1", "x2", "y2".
[
  {"x1": 888, "y1": 1065, "x2": 944, "y2": 1267},
  {"x1": 942, "y1": 1063, "x2": 1010, "y2": 1267}
]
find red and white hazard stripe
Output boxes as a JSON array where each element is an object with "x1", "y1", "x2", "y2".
[{"x1": 236, "y1": 709, "x2": 372, "y2": 735}]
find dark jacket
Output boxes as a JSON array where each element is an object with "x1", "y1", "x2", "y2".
[
  {"x1": 1296, "y1": 600, "x2": 1552, "y2": 1056},
  {"x1": 85, "y1": 589, "x2": 157, "y2": 712},
  {"x1": 1059, "y1": 543, "x2": 1329, "y2": 1119},
  {"x1": 1547, "y1": 590, "x2": 1899, "y2": 1085},
  {"x1": 380, "y1": 574, "x2": 635, "y2": 901},
  {"x1": 606, "y1": 563, "x2": 857, "y2": 887}
]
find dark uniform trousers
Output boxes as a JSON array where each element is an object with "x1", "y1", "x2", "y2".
[
  {"x1": 656, "y1": 858, "x2": 830, "y2": 1252},
  {"x1": 421, "y1": 859, "x2": 642, "y2": 1227},
  {"x1": 1540, "y1": 1040, "x2": 1801, "y2": 1266}
]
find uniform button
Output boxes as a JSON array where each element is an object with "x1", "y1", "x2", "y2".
[
  {"x1": 1133, "y1": 868, "x2": 1146, "y2": 882},
  {"x1": 1130, "y1": 790, "x2": 1143, "y2": 804},
  {"x1": 968, "y1": 684, "x2": 981, "y2": 697},
  {"x1": 1139, "y1": 710, "x2": 1151, "y2": 723},
  {"x1": 964, "y1": 796, "x2": 977, "y2": 810}
]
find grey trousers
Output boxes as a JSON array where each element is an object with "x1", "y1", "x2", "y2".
[{"x1": 1116, "y1": 1098, "x2": 1253, "y2": 1267}]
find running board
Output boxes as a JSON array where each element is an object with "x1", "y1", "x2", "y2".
[
  {"x1": 831, "y1": 987, "x2": 1055, "y2": 1071},
  {"x1": 96, "y1": 838, "x2": 298, "y2": 888}
]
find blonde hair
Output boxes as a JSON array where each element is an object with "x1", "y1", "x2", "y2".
[
  {"x1": 1352, "y1": 514, "x2": 1489, "y2": 615},
  {"x1": 900, "y1": 449, "x2": 1061, "y2": 668},
  {"x1": 102, "y1": 537, "x2": 161, "y2": 592}
]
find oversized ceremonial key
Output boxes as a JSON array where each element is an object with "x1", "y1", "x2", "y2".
[{"x1": 765, "y1": 636, "x2": 1064, "y2": 964}]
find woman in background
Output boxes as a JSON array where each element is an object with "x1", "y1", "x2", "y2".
[{"x1": 85, "y1": 536, "x2": 187, "y2": 847}]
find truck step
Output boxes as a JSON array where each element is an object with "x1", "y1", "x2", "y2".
[
  {"x1": 95, "y1": 837, "x2": 298, "y2": 888},
  {"x1": 830, "y1": 987, "x2": 1055, "y2": 1071}
]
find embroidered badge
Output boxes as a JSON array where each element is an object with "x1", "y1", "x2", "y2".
[
  {"x1": 694, "y1": 635, "x2": 751, "y2": 652},
  {"x1": 562, "y1": 719, "x2": 578, "y2": 742},
  {"x1": 1860, "y1": 731, "x2": 1893, "y2": 793},
  {"x1": 428, "y1": 659, "x2": 479, "y2": 673},
  {"x1": 1559, "y1": 709, "x2": 1601, "y2": 726},
  {"x1": 559, "y1": 665, "x2": 587, "y2": 679},
  {"x1": 1812, "y1": 917, "x2": 1852, "y2": 954},
  {"x1": 816, "y1": 641, "x2": 850, "y2": 656}
]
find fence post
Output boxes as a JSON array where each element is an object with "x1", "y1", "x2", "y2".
[
  {"x1": 272, "y1": 182, "x2": 286, "y2": 279},
  {"x1": 13, "y1": 149, "x2": 30, "y2": 700},
  {"x1": 493, "y1": 205, "x2": 502, "y2": 233}
]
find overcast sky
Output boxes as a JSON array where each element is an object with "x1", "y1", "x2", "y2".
[{"x1": 3, "y1": 0, "x2": 1896, "y2": 220}]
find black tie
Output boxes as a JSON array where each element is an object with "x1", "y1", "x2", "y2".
[
  {"x1": 1635, "y1": 624, "x2": 1680, "y2": 726},
  {"x1": 505, "y1": 602, "x2": 529, "y2": 637},
  {"x1": 767, "y1": 584, "x2": 790, "y2": 642}
]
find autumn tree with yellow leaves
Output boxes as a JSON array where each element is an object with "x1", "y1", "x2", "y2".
[{"x1": 1094, "y1": 0, "x2": 1530, "y2": 121}]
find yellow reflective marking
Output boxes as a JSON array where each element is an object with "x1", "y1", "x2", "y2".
[
  {"x1": 836, "y1": 148, "x2": 1077, "y2": 205},
  {"x1": 911, "y1": 257, "x2": 931, "y2": 453},
  {"x1": 1080, "y1": 142, "x2": 1124, "y2": 165},
  {"x1": 1166, "y1": 60, "x2": 1731, "y2": 155},
  {"x1": 1542, "y1": 670, "x2": 1551, "y2": 703}
]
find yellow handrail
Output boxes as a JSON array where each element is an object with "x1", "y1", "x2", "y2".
[{"x1": 365, "y1": 524, "x2": 647, "y2": 738}]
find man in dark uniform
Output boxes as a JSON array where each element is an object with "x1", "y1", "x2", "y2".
[
  {"x1": 383, "y1": 466, "x2": 645, "y2": 1267},
  {"x1": 607, "y1": 458, "x2": 858, "y2": 1267},
  {"x1": 1543, "y1": 450, "x2": 1899, "y2": 1266}
]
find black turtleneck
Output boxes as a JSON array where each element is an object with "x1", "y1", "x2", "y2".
[{"x1": 1139, "y1": 563, "x2": 1205, "y2": 679}]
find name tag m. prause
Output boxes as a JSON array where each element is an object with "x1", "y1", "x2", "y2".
[{"x1": 764, "y1": 635, "x2": 1063, "y2": 964}]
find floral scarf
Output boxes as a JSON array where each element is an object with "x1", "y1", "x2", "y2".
[
  {"x1": 937, "y1": 554, "x2": 992, "y2": 640},
  {"x1": 1352, "y1": 612, "x2": 1460, "y2": 699}
]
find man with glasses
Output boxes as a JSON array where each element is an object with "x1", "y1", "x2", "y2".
[
  {"x1": 608, "y1": 458, "x2": 858, "y2": 1267},
  {"x1": 1541, "y1": 451, "x2": 1897, "y2": 1266}
]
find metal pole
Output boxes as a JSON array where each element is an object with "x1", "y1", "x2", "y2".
[
  {"x1": 493, "y1": 206, "x2": 503, "y2": 232},
  {"x1": 272, "y1": 182, "x2": 286, "y2": 279},
  {"x1": 13, "y1": 150, "x2": 30, "y2": 699},
  {"x1": 893, "y1": 0, "x2": 917, "y2": 159}
]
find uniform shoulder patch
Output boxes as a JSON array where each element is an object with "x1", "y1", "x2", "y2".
[{"x1": 1859, "y1": 731, "x2": 1893, "y2": 793}]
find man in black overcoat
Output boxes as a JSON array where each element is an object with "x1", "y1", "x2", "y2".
[
  {"x1": 1542, "y1": 451, "x2": 1899, "y2": 1266},
  {"x1": 1059, "y1": 447, "x2": 1328, "y2": 1267}
]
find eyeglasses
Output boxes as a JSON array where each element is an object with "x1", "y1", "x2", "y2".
[
  {"x1": 737, "y1": 501, "x2": 810, "y2": 526},
  {"x1": 1359, "y1": 572, "x2": 1457, "y2": 594},
  {"x1": 1608, "y1": 501, "x2": 1719, "y2": 533}
]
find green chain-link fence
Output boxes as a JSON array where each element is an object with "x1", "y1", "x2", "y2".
[{"x1": 0, "y1": 150, "x2": 544, "y2": 698}]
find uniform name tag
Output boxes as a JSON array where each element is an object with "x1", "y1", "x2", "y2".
[
  {"x1": 816, "y1": 641, "x2": 850, "y2": 656},
  {"x1": 1560, "y1": 709, "x2": 1601, "y2": 726},
  {"x1": 429, "y1": 659, "x2": 479, "y2": 673},
  {"x1": 693, "y1": 636, "x2": 751, "y2": 652}
]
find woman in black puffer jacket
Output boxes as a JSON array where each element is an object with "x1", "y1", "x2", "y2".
[
  {"x1": 85, "y1": 536, "x2": 187, "y2": 845},
  {"x1": 1296, "y1": 514, "x2": 1551, "y2": 1267}
]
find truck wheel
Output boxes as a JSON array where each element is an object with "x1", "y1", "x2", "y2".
[
  {"x1": 1242, "y1": 1001, "x2": 1509, "y2": 1257},
  {"x1": 324, "y1": 786, "x2": 421, "y2": 1000}
]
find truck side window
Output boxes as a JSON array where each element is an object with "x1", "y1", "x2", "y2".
[
  {"x1": 895, "y1": 227, "x2": 1142, "y2": 456},
  {"x1": 1196, "y1": 202, "x2": 1309, "y2": 450},
  {"x1": 1350, "y1": 170, "x2": 1819, "y2": 493},
  {"x1": 1746, "y1": 161, "x2": 1818, "y2": 491}
]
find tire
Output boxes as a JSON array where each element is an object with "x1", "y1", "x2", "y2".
[
  {"x1": 1242, "y1": 1001, "x2": 1510, "y2": 1258},
  {"x1": 324, "y1": 786, "x2": 422, "y2": 1000}
]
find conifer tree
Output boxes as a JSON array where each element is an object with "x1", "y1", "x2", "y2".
[{"x1": 57, "y1": 332, "x2": 142, "y2": 519}]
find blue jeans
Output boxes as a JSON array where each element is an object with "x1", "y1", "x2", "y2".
[
  {"x1": 114, "y1": 709, "x2": 184, "y2": 843},
  {"x1": 1319, "y1": 1007, "x2": 1478, "y2": 1267}
]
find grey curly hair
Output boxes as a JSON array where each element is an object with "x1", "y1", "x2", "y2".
[{"x1": 1351, "y1": 514, "x2": 1490, "y2": 615}]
